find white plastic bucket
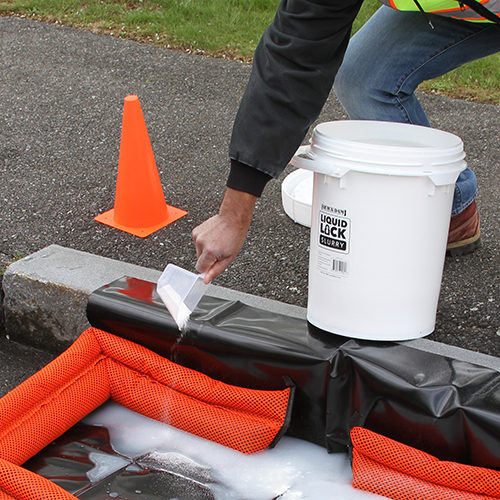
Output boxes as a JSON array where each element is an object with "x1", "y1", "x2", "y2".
[{"x1": 291, "y1": 121, "x2": 466, "y2": 341}]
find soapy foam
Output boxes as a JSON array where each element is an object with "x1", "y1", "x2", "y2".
[{"x1": 83, "y1": 401, "x2": 382, "y2": 499}]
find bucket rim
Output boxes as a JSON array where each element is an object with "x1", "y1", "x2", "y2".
[{"x1": 312, "y1": 120, "x2": 464, "y2": 160}]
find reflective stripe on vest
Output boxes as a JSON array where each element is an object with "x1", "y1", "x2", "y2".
[{"x1": 379, "y1": 0, "x2": 500, "y2": 23}]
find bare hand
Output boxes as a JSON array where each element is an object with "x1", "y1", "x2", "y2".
[{"x1": 192, "y1": 188, "x2": 257, "y2": 284}]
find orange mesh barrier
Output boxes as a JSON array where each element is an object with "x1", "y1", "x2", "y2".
[
  {"x1": 94, "y1": 328, "x2": 292, "y2": 454},
  {"x1": 0, "y1": 328, "x2": 292, "y2": 478},
  {"x1": 0, "y1": 333, "x2": 109, "y2": 466},
  {"x1": 0, "y1": 457, "x2": 76, "y2": 500},
  {"x1": 351, "y1": 426, "x2": 500, "y2": 500}
]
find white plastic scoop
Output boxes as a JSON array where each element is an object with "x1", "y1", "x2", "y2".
[{"x1": 157, "y1": 264, "x2": 208, "y2": 330}]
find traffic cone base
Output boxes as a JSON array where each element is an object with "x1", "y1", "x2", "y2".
[
  {"x1": 95, "y1": 205, "x2": 187, "y2": 238},
  {"x1": 95, "y1": 94, "x2": 187, "y2": 237}
]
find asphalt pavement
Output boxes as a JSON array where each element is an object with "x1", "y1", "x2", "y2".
[{"x1": 1, "y1": 15, "x2": 500, "y2": 394}]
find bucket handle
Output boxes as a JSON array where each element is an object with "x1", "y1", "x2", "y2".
[
  {"x1": 290, "y1": 145, "x2": 350, "y2": 178},
  {"x1": 291, "y1": 146, "x2": 466, "y2": 185}
]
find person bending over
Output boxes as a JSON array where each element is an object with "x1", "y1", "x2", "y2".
[{"x1": 193, "y1": 0, "x2": 499, "y2": 284}]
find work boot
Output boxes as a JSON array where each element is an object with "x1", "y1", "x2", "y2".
[{"x1": 447, "y1": 200, "x2": 481, "y2": 256}]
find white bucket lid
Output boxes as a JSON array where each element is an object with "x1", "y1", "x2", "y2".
[
  {"x1": 281, "y1": 168, "x2": 313, "y2": 227},
  {"x1": 292, "y1": 121, "x2": 466, "y2": 186}
]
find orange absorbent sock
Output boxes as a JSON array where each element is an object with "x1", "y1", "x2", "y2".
[
  {"x1": 0, "y1": 457, "x2": 77, "y2": 500},
  {"x1": 0, "y1": 328, "x2": 293, "y2": 477},
  {"x1": 0, "y1": 332, "x2": 109, "y2": 466},
  {"x1": 351, "y1": 426, "x2": 500, "y2": 500}
]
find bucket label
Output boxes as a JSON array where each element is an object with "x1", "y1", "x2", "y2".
[
  {"x1": 316, "y1": 209, "x2": 351, "y2": 280},
  {"x1": 317, "y1": 248, "x2": 350, "y2": 280},
  {"x1": 318, "y1": 211, "x2": 351, "y2": 254}
]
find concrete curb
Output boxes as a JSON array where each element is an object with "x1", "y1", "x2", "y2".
[
  {"x1": 2, "y1": 244, "x2": 500, "y2": 373},
  {"x1": 1, "y1": 245, "x2": 306, "y2": 354}
]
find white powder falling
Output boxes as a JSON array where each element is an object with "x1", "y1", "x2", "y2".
[{"x1": 157, "y1": 283, "x2": 192, "y2": 331}]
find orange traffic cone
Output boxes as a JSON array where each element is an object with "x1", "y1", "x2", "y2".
[{"x1": 95, "y1": 95, "x2": 187, "y2": 237}]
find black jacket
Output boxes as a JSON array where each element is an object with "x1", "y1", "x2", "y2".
[{"x1": 227, "y1": 0, "x2": 364, "y2": 196}]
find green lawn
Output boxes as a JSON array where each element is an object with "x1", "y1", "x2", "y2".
[{"x1": 1, "y1": 0, "x2": 499, "y2": 104}]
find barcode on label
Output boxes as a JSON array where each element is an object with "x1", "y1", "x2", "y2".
[{"x1": 332, "y1": 259, "x2": 348, "y2": 274}]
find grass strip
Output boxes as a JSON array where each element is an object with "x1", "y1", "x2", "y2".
[{"x1": 1, "y1": 0, "x2": 499, "y2": 104}]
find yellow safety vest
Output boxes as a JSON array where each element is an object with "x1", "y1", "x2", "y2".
[{"x1": 379, "y1": 0, "x2": 500, "y2": 23}]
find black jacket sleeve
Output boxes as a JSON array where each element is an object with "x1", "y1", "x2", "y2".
[{"x1": 227, "y1": 0, "x2": 364, "y2": 195}]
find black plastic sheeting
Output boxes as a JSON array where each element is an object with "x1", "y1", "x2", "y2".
[
  {"x1": 87, "y1": 276, "x2": 500, "y2": 470},
  {"x1": 87, "y1": 277, "x2": 343, "y2": 447},
  {"x1": 328, "y1": 341, "x2": 500, "y2": 469}
]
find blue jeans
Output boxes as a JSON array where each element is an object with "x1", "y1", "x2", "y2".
[{"x1": 334, "y1": 6, "x2": 500, "y2": 216}]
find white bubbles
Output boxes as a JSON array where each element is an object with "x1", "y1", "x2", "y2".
[{"x1": 82, "y1": 401, "x2": 378, "y2": 500}]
